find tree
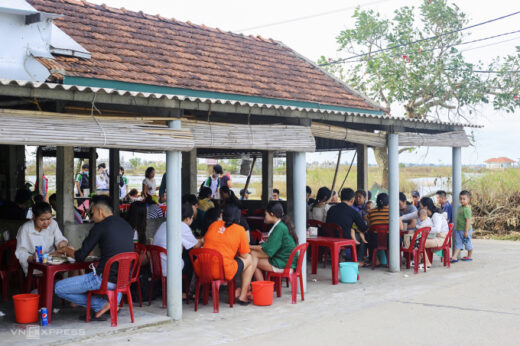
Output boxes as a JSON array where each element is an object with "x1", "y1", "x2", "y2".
[
  {"x1": 129, "y1": 157, "x2": 141, "y2": 170},
  {"x1": 319, "y1": 0, "x2": 519, "y2": 187}
]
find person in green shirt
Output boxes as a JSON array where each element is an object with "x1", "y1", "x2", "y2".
[
  {"x1": 451, "y1": 190, "x2": 473, "y2": 262},
  {"x1": 249, "y1": 201, "x2": 299, "y2": 282}
]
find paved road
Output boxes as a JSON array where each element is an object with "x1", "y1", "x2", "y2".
[{"x1": 75, "y1": 239, "x2": 520, "y2": 346}]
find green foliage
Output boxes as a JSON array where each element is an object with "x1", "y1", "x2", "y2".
[
  {"x1": 320, "y1": 0, "x2": 519, "y2": 119},
  {"x1": 128, "y1": 158, "x2": 141, "y2": 169}
]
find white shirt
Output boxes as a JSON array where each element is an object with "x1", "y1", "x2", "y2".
[
  {"x1": 416, "y1": 217, "x2": 433, "y2": 230},
  {"x1": 143, "y1": 177, "x2": 156, "y2": 196},
  {"x1": 309, "y1": 204, "x2": 330, "y2": 223},
  {"x1": 430, "y1": 212, "x2": 449, "y2": 235},
  {"x1": 96, "y1": 173, "x2": 109, "y2": 190},
  {"x1": 209, "y1": 176, "x2": 219, "y2": 198},
  {"x1": 15, "y1": 219, "x2": 68, "y2": 275},
  {"x1": 153, "y1": 221, "x2": 198, "y2": 276}
]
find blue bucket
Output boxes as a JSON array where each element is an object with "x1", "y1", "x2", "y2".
[
  {"x1": 377, "y1": 250, "x2": 387, "y2": 265},
  {"x1": 339, "y1": 262, "x2": 358, "y2": 283}
]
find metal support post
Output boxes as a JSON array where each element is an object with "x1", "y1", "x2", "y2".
[
  {"x1": 292, "y1": 152, "x2": 307, "y2": 292},
  {"x1": 387, "y1": 133, "x2": 400, "y2": 272}
]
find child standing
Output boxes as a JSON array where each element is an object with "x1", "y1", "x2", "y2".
[{"x1": 451, "y1": 190, "x2": 473, "y2": 262}]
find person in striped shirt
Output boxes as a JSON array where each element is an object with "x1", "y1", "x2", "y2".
[{"x1": 367, "y1": 193, "x2": 390, "y2": 228}]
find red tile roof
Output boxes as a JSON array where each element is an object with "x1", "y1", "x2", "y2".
[
  {"x1": 485, "y1": 157, "x2": 515, "y2": 164},
  {"x1": 28, "y1": 0, "x2": 381, "y2": 111}
]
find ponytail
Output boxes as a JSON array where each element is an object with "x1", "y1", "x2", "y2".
[
  {"x1": 282, "y1": 215, "x2": 299, "y2": 245},
  {"x1": 311, "y1": 187, "x2": 331, "y2": 212}
]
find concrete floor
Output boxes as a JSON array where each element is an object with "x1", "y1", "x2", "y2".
[{"x1": 3, "y1": 239, "x2": 520, "y2": 345}]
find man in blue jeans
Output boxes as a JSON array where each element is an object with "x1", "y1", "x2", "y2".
[{"x1": 55, "y1": 195, "x2": 134, "y2": 321}]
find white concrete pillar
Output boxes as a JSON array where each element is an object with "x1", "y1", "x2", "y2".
[
  {"x1": 452, "y1": 147, "x2": 462, "y2": 248},
  {"x1": 387, "y1": 133, "x2": 400, "y2": 272},
  {"x1": 56, "y1": 146, "x2": 74, "y2": 231},
  {"x1": 166, "y1": 119, "x2": 182, "y2": 320},
  {"x1": 292, "y1": 152, "x2": 307, "y2": 292}
]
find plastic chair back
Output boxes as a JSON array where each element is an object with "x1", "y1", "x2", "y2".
[
  {"x1": 322, "y1": 223, "x2": 343, "y2": 238},
  {"x1": 307, "y1": 219, "x2": 323, "y2": 228},
  {"x1": 376, "y1": 232, "x2": 388, "y2": 248},
  {"x1": 250, "y1": 230, "x2": 263, "y2": 244},
  {"x1": 132, "y1": 243, "x2": 147, "y2": 277},
  {"x1": 99, "y1": 252, "x2": 138, "y2": 292},
  {"x1": 0, "y1": 239, "x2": 18, "y2": 271},
  {"x1": 369, "y1": 224, "x2": 389, "y2": 234},
  {"x1": 147, "y1": 245, "x2": 167, "y2": 278},
  {"x1": 416, "y1": 227, "x2": 431, "y2": 251},
  {"x1": 189, "y1": 248, "x2": 226, "y2": 284},
  {"x1": 282, "y1": 243, "x2": 308, "y2": 275},
  {"x1": 252, "y1": 208, "x2": 265, "y2": 216}
]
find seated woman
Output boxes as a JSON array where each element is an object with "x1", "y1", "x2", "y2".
[
  {"x1": 309, "y1": 187, "x2": 331, "y2": 223},
  {"x1": 198, "y1": 187, "x2": 215, "y2": 212},
  {"x1": 15, "y1": 202, "x2": 68, "y2": 277},
  {"x1": 145, "y1": 195, "x2": 163, "y2": 219},
  {"x1": 366, "y1": 193, "x2": 390, "y2": 267},
  {"x1": 248, "y1": 201, "x2": 298, "y2": 292},
  {"x1": 419, "y1": 197, "x2": 449, "y2": 269}
]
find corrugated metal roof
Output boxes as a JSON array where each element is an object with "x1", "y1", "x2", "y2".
[{"x1": 0, "y1": 79, "x2": 483, "y2": 128}]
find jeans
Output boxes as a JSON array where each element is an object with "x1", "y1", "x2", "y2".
[{"x1": 55, "y1": 272, "x2": 121, "y2": 312}]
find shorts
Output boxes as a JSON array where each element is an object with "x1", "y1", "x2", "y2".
[
  {"x1": 234, "y1": 258, "x2": 244, "y2": 279},
  {"x1": 454, "y1": 229, "x2": 473, "y2": 251},
  {"x1": 272, "y1": 266, "x2": 293, "y2": 274}
]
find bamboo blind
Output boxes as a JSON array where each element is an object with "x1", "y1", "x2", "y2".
[
  {"x1": 181, "y1": 119, "x2": 316, "y2": 152},
  {"x1": 311, "y1": 122, "x2": 387, "y2": 147},
  {"x1": 312, "y1": 122, "x2": 470, "y2": 148},
  {"x1": 398, "y1": 131, "x2": 470, "y2": 147},
  {"x1": 0, "y1": 109, "x2": 194, "y2": 151}
]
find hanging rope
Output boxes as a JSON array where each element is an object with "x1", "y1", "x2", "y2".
[{"x1": 338, "y1": 151, "x2": 357, "y2": 192}]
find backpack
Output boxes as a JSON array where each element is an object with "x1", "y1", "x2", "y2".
[{"x1": 79, "y1": 172, "x2": 89, "y2": 190}]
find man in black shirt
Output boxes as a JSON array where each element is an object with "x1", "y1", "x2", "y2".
[
  {"x1": 55, "y1": 195, "x2": 133, "y2": 320},
  {"x1": 0, "y1": 189, "x2": 32, "y2": 220},
  {"x1": 326, "y1": 188, "x2": 368, "y2": 262}
]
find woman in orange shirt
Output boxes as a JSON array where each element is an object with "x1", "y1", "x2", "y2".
[{"x1": 198, "y1": 203, "x2": 254, "y2": 305}]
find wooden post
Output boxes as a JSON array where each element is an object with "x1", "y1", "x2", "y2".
[
  {"x1": 88, "y1": 148, "x2": 96, "y2": 194},
  {"x1": 7, "y1": 145, "x2": 25, "y2": 200},
  {"x1": 241, "y1": 157, "x2": 257, "y2": 201},
  {"x1": 56, "y1": 146, "x2": 74, "y2": 231},
  {"x1": 286, "y1": 152, "x2": 294, "y2": 217},
  {"x1": 261, "y1": 151, "x2": 273, "y2": 204},
  {"x1": 35, "y1": 146, "x2": 44, "y2": 196},
  {"x1": 357, "y1": 144, "x2": 368, "y2": 192},
  {"x1": 109, "y1": 149, "x2": 120, "y2": 214},
  {"x1": 182, "y1": 149, "x2": 197, "y2": 195}
]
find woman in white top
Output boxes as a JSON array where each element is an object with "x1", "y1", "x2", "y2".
[
  {"x1": 402, "y1": 197, "x2": 449, "y2": 269},
  {"x1": 309, "y1": 187, "x2": 331, "y2": 223},
  {"x1": 96, "y1": 163, "x2": 109, "y2": 191},
  {"x1": 142, "y1": 166, "x2": 158, "y2": 198},
  {"x1": 15, "y1": 202, "x2": 68, "y2": 276}
]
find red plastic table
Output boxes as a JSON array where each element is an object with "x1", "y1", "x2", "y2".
[
  {"x1": 25, "y1": 260, "x2": 96, "y2": 323},
  {"x1": 307, "y1": 237, "x2": 358, "y2": 285}
]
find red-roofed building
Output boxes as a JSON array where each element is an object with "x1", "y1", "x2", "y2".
[{"x1": 484, "y1": 157, "x2": 516, "y2": 169}]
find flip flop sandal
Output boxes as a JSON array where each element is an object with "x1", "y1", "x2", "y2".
[
  {"x1": 461, "y1": 257, "x2": 473, "y2": 261},
  {"x1": 79, "y1": 312, "x2": 108, "y2": 321},
  {"x1": 450, "y1": 259, "x2": 459, "y2": 263},
  {"x1": 236, "y1": 299, "x2": 250, "y2": 306}
]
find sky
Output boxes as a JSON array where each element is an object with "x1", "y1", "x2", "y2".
[{"x1": 87, "y1": 0, "x2": 519, "y2": 165}]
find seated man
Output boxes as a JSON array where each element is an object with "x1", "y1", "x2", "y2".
[
  {"x1": 55, "y1": 195, "x2": 134, "y2": 321},
  {"x1": 326, "y1": 188, "x2": 368, "y2": 262},
  {"x1": 0, "y1": 189, "x2": 32, "y2": 220},
  {"x1": 196, "y1": 203, "x2": 253, "y2": 305},
  {"x1": 15, "y1": 202, "x2": 68, "y2": 277},
  {"x1": 153, "y1": 202, "x2": 202, "y2": 295}
]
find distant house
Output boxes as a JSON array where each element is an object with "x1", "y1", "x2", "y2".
[{"x1": 484, "y1": 157, "x2": 516, "y2": 169}]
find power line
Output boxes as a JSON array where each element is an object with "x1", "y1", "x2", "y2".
[
  {"x1": 235, "y1": 0, "x2": 396, "y2": 32},
  {"x1": 460, "y1": 35, "x2": 520, "y2": 53},
  {"x1": 324, "y1": 29, "x2": 520, "y2": 65},
  {"x1": 320, "y1": 10, "x2": 520, "y2": 66}
]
